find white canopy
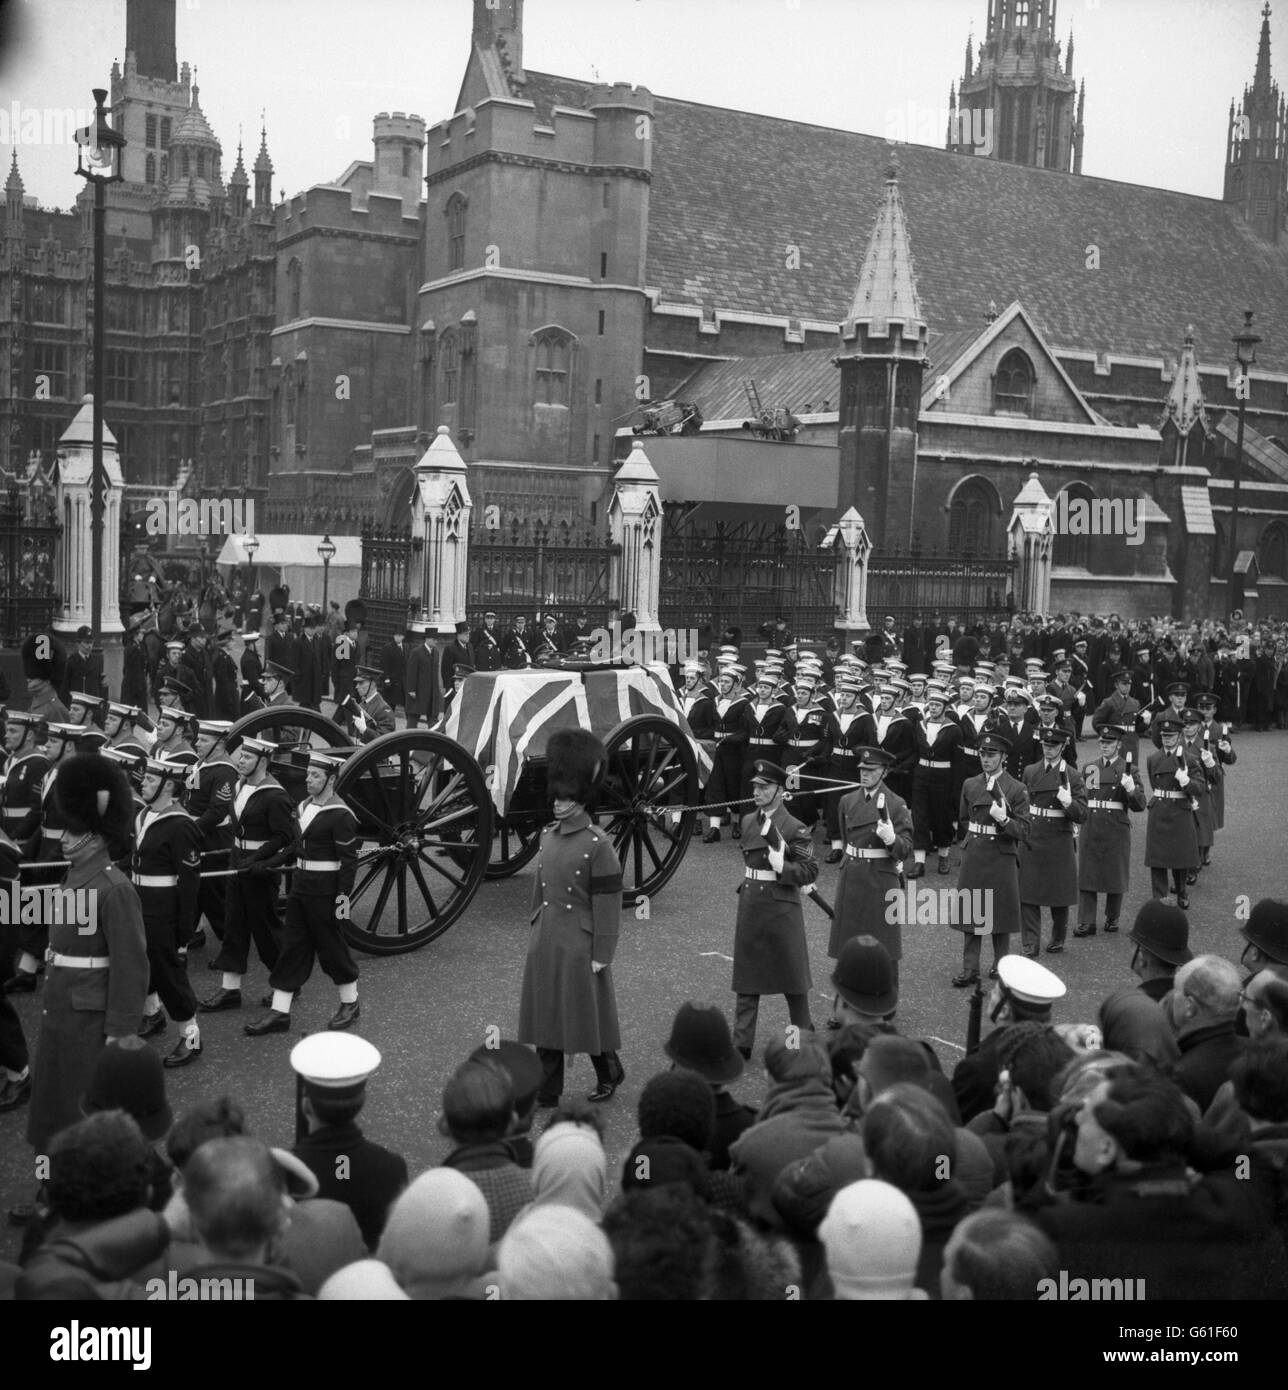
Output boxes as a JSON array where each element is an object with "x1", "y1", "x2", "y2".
[{"x1": 215, "y1": 533, "x2": 364, "y2": 610}]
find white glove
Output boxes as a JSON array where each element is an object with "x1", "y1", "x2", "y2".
[
  {"x1": 591, "y1": 960, "x2": 606, "y2": 974},
  {"x1": 1056, "y1": 785, "x2": 1073, "y2": 808},
  {"x1": 1120, "y1": 774, "x2": 1135, "y2": 794},
  {"x1": 1200, "y1": 750, "x2": 1216, "y2": 768},
  {"x1": 1175, "y1": 767, "x2": 1190, "y2": 788},
  {"x1": 1076, "y1": 690, "x2": 1086, "y2": 706},
  {"x1": 1140, "y1": 709, "x2": 1153, "y2": 725},
  {"x1": 988, "y1": 799, "x2": 1008, "y2": 824},
  {"x1": 876, "y1": 818, "x2": 896, "y2": 846},
  {"x1": 766, "y1": 844, "x2": 786, "y2": 874},
  {"x1": 1218, "y1": 739, "x2": 1232, "y2": 754}
]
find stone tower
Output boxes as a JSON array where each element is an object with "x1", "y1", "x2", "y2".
[
  {"x1": 834, "y1": 159, "x2": 929, "y2": 552},
  {"x1": 949, "y1": 0, "x2": 1082, "y2": 172},
  {"x1": 1225, "y1": 4, "x2": 1287, "y2": 243}
]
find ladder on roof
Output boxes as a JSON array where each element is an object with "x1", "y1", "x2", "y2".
[{"x1": 744, "y1": 380, "x2": 764, "y2": 417}]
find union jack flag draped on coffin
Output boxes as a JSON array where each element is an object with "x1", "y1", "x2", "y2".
[{"x1": 445, "y1": 663, "x2": 713, "y2": 815}]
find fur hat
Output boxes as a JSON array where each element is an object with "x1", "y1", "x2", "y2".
[
  {"x1": 54, "y1": 753, "x2": 135, "y2": 858},
  {"x1": 21, "y1": 630, "x2": 67, "y2": 686},
  {"x1": 545, "y1": 727, "x2": 605, "y2": 804}
]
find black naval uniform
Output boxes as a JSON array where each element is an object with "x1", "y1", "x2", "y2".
[
  {"x1": 211, "y1": 776, "x2": 295, "y2": 975},
  {"x1": 241, "y1": 645, "x2": 266, "y2": 710},
  {"x1": 782, "y1": 699, "x2": 832, "y2": 828},
  {"x1": 267, "y1": 794, "x2": 360, "y2": 995},
  {"x1": 132, "y1": 804, "x2": 202, "y2": 1025},
  {"x1": 15, "y1": 761, "x2": 69, "y2": 961},
  {"x1": 187, "y1": 757, "x2": 238, "y2": 943}
]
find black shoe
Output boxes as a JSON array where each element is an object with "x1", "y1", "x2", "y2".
[
  {"x1": 1185, "y1": 870, "x2": 1198, "y2": 886},
  {"x1": 937, "y1": 855, "x2": 951, "y2": 875},
  {"x1": 2, "y1": 970, "x2": 38, "y2": 995},
  {"x1": 1104, "y1": 920, "x2": 1119, "y2": 934},
  {"x1": 1045, "y1": 941, "x2": 1065, "y2": 955},
  {"x1": 702, "y1": 827, "x2": 720, "y2": 844},
  {"x1": 988, "y1": 963, "x2": 1000, "y2": 980},
  {"x1": 328, "y1": 1001, "x2": 361, "y2": 1031},
  {"x1": 1073, "y1": 924, "x2": 1096, "y2": 938},
  {"x1": 906, "y1": 863, "x2": 926, "y2": 879},
  {"x1": 730, "y1": 824, "x2": 740, "y2": 840},
  {"x1": 1023, "y1": 947, "x2": 1039, "y2": 959},
  {"x1": 137, "y1": 1009, "x2": 168, "y2": 1040},
  {"x1": 825, "y1": 848, "x2": 843, "y2": 865},
  {"x1": 951, "y1": 971, "x2": 980, "y2": 988},
  {"x1": 188, "y1": 929, "x2": 206, "y2": 950},
  {"x1": 244, "y1": 1010, "x2": 291, "y2": 1036},
  {"x1": 0, "y1": 1074, "x2": 32, "y2": 1112},
  {"x1": 1201, "y1": 850, "x2": 1211, "y2": 867},
  {"x1": 163, "y1": 1037, "x2": 202, "y2": 1068},
  {"x1": 1177, "y1": 892, "x2": 1190, "y2": 911},
  {"x1": 587, "y1": 1080, "x2": 619, "y2": 1103},
  {"x1": 199, "y1": 988, "x2": 242, "y2": 1012}
]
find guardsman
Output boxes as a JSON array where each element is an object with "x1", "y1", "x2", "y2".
[
  {"x1": 823, "y1": 676, "x2": 877, "y2": 864},
  {"x1": 471, "y1": 610, "x2": 505, "y2": 672},
  {"x1": 730, "y1": 760, "x2": 818, "y2": 1060},
  {"x1": 783, "y1": 672, "x2": 831, "y2": 832},
  {"x1": 346, "y1": 665, "x2": 396, "y2": 744},
  {"x1": 1144, "y1": 713, "x2": 1202, "y2": 910},
  {"x1": 241, "y1": 628, "x2": 266, "y2": 710},
  {"x1": 152, "y1": 688, "x2": 199, "y2": 763},
  {"x1": 1091, "y1": 667, "x2": 1142, "y2": 763},
  {"x1": 246, "y1": 751, "x2": 360, "y2": 1036},
  {"x1": 187, "y1": 720, "x2": 239, "y2": 955},
  {"x1": 829, "y1": 747, "x2": 913, "y2": 986},
  {"x1": 1195, "y1": 691, "x2": 1235, "y2": 848},
  {"x1": 104, "y1": 702, "x2": 152, "y2": 756},
  {"x1": 133, "y1": 755, "x2": 204, "y2": 1068},
  {"x1": 740, "y1": 671, "x2": 797, "y2": 816},
  {"x1": 66, "y1": 691, "x2": 107, "y2": 730},
  {"x1": 1020, "y1": 725, "x2": 1088, "y2": 957},
  {"x1": 909, "y1": 681, "x2": 961, "y2": 879},
  {"x1": 1180, "y1": 707, "x2": 1221, "y2": 886},
  {"x1": 952, "y1": 731, "x2": 1029, "y2": 988},
  {"x1": 200, "y1": 734, "x2": 295, "y2": 1013},
  {"x1": 871, "y1": 680, "x2": 916, "y2": 803},
  {"x1": 702, "y1": 664, "x2": 752, "y2": 842},
  {"x1": 1073, "y1": 723, "x2": 1146, "y2": 939}
]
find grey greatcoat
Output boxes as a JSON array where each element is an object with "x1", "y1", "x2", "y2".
[
  {"x1": 1182, "y1": 736, "x2": 1222, "y2": 850},
  {"x1": 828, "y1": 786, "x2": 913, "y2": 961},
  {"x1": 1144, "y1": 748, "x2": 1202, "y2": 870},
  {"x1": 518, "y1": 810, "x2": 622, "y2": 1055},
  {"x1": 1019, "y1": 757, "x2": 1087, "y2": 907},
  {"x1": 1199, "y1": 719, "x2": 1235, "y2": 829},
  {"x1": 954, "y1": 772, "x2": 1030, "y2": 935},
  {"x1": 732, "y1": 802, "x2": 817, "y2": 995},
  {"x1": 1077, "y1": 754, "x2": 1147, "y2": 893}
]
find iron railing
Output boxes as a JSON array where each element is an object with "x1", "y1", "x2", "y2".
[
  {"x1": 466, "y1": 520, "x2": 617, "y2": 630},
  {"x1": 866, "y1": 550, "x2": 1016, "y2": 631},
  {"x1": 0, "y1": 494, "x2": 61, "y2": 646}
]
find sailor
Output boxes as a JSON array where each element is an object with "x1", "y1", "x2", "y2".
[
  {"x1": 104, "y1": 701, "x2": 153, "y2": 756},
  {"x1": 703, "y1": 665, "x2": 752, "y2": 843},
  {"x1": 783, "y1": 672, "x2": 831, "y2": 831},
  {"x1": 909, "y1": 681, "x2": 961, "y2": 879},
  {"x1": 66, "y1": 691, "x2": 107, "y2": 730},
  {"x1": 152, "y1": 687, "x2": 199, "y2": 763}
]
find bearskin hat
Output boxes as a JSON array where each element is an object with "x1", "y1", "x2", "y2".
[
  {"x1": 21, "y1": 630, "x2": 68, "y2": 687},
  {"x1": 54, "y1": 753, "x2": 135, "y2": 859},
  {"x1": 545, "y1": 727, "x2": 605, "y2": 805},
  {"x1": 344, "y1": 598, "x2": 368, "y2": 627}
]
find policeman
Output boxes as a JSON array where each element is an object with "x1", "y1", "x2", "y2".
[
  {"x1": 1195, "y1": 692, "x2": 1235, "y2": 846},
  {"x1": 731, "y1": 760, "x2": 818, "y2": 1060},
  {"x1": 829, "y1": 935, "x2": 898, "y2": 1030},
  {"x1": 829, "y1": 747, "x2": 913, "y2": 985},
  {"x1": 133, "y1": 755, "x2": 204, "y2": 1067},
  {"x1": 1073, "y1": 724, "x2": 1146, "y2": 939},
  {"x1": 1238, "y1": 899, "x2": 1288, "y2": 976},
  {"x1": 1144, "y1": 713, "x2": 1202, "y2": 909},
  {"x1": 187, "y1": 720, "x2": 239, "y2": 955},
  {"x1": 201, "y1": 734, "x2": 295, "y2": 1013},
  {"x1": 909, "y1": 681, "x2": 961, "y2": 879},
  {"x1": 247, "y1": 751, "x2": 360, "y2": 1036},
  {"x1": 1019, "y1": 725, "x2": 1087, "y2": 957},
  {"x1": 346, "y1": 665, "x2": 396, "y2": 744},
  {"x1": 952, "y1": 731, "x2": 1030, "y2": 988}
]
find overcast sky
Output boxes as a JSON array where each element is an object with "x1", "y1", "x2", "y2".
[{"x1": 0, "y1": 0, "x2": 1273, "y2": 210}]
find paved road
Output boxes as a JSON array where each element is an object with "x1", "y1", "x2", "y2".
[{"x1": 0, "y1": 727, "x2": 1279, "y2": 1259}]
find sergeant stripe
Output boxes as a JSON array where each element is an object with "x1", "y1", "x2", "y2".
[{"x1": 589, "y1": 873, "x2": 623, "y2": 895}]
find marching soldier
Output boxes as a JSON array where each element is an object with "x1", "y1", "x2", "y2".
[
  {"x1": 1147, "y1": 682, "x2": 1192, "y2": 747},
  {"x1": 823, "y1": 676, "x2": 877, "y2": 864},
  {"x1": 1013, "y1": 694, "x2": 1075, "y2": 772},
  {"x1": 730, "y1": 760, "x2": 818, "y2": 1060},
  {"x1": 188, "y1": 720, "x2": 239, "y2": 954},
  {"x1": 241, "y1": 629, "x2": 266, "y2": 710},
  {"x1": 1091, "y1": 668, "x2": 1142, "y2": 763},
  {"x1": 470, "y1": 610, "x2": 505, "y2": 672},
  {"x1": 1195, "y1": 691, "x2": 1235, "y2": 846},
  {"x1": 909, "y1": 681, "x2": 961, "y2": 879},
  {"x1": 828, "y1": 747, "x2": 913, "y2": 986},
  {"x1": 201, "y1": 734, "x2": 295, "y2": 1014},
  {"x1": 953, "y1": 680, "x2": 1003, "y2": 813},
  {"x1": 345, "y1": 666, "x2": 396, "y2": 744},
  {"x1": 703, "y1": 665, "x2": 752, "y2": 843},
  {"x1": 246, "y1": 751, "x2": 360, "y2": 1035},
  {"x1": 740, "y1": 671, "x2": 796, "y2": 815},
  {"x1": 952, "y1": 731, "x2": 1030, "y2": 988},
  {"x1": 783, "y1": 672, "x2": 831, "y2": 831},
  {"x1": 1074, "y1": 724, "x2": 1146, "y2": 939},
  {"x1": 1180, "y1": 707, "x2": 1221, "y2": 886},
  {"x1": 133, "y1": 756, "x2": 204, "y2": 1068},
  {"x1": 1144, "y1": 713, "x2": 1202, "y2": 910},
  {"x1": 1019, "y1": 726, "x2": 1088, "y2": 957},
  {"x1": 871, "y1": 681, "x2": 916, "y2": 803}
]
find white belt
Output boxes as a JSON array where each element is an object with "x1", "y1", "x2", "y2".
[
  {"x1": 845, "y1": 846, "x2": 890, "y2": 860},
  {"x1": 42, "y1": 827, "x2": 62, "y2": 837},
  {"x1": 48, "y1": 953, "x2": 110, "y2": 969},
  {"x1": 237, "y1": 838, "x2": 269, "y2": 849},
  {"x1": 968, "y1": 823, "x2": 997, "y2": 836},
  {"x1": 133, "y1": 874, "x2": 178, "y2": 887},
  {"x1": 748, "y1": 737, "x2": 778, "y2": 746},
  {"x1": 1031, "y1": 807, "x2": 1066, "y2": 819},
  {"x1": 744, "y1": 868, "x2": 777, "y2": 881},
  {"x1": 787, "y1": 738, "x2": 818, "y2": 747},
  {"x1": 918, "y1": 759, "x2": 951, "y2": 769},
  {"x1": 298, "y1": 859, "x2": 341, "y2": 871},
  {"x1": 1087, "y1": 799, "x2": 1121, "y2": 811},
  {"x1": 960, "y1": 745, "x2": 981, "y2": 755},
  {"x1": 1154, "y1": 790, "x2": 1187, "y2": 800},
  {"x1": 2, "y1": 808, "x2": 28, "y2": 819}
]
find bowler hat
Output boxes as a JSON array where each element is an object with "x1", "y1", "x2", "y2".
[
  {"x1": 662, "y1": 1001, "x2": 744, "y2": 1083},
  {"x1": 82, "y1": 1036, "x2": 173, "y2": 1140},
  {"x1": 831, "y1": 936, "x2": 897, "y2": 1016},
  {"x1": 1129, "y1": 900, "x2": 1192, "y2": 967}
]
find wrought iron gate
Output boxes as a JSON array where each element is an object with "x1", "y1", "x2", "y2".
[
  {"x1": 466, "y1": 519, "x2": 617, "y2": 629},
  {"x1": 1, "y1": 493, "x2": 60, "y2": 645},
  {"x1": 866, "y1": 549, "x2": 1016, "y2": 631}
]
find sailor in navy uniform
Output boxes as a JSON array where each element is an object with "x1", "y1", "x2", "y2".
[
  {"x1": 909, "y1": 681, "x2": 962, "y2": 879},
  {"x1": 187, "y1": 720, "x2": 239, "y2": 955},
  {"x1": 740, "y1": 671, "x2": 797, "y2": 816},
  {"x1": 871, "y1": 681, "x2": 916, "y2": 803},
  {"x1": 105, "y1": 702, "x2": 152, "y2": 757},
  {"x1": 703, "y1": 666, "x2": 752, "y2": 842},
  {"x1": 201, "y1": 734, "x2": 295, "y2": 1013},
  {"x1": 678, "y1": 661, "x2": 715, "y2": 740},
  {"x1": 346, "y1": 666, "x2": 396, "y2": 744},
  {"x1": 247, "y1": 752, "x2": 360, "y2": 1036},
  {"x1": 782, "y1": 672, "x2": 832, "y2": 831},
  {"x1": 0, "y1": 710, "x2": 49, "y2": 868},
  {"x1": 1073, "y1": 724, "x2": 1146, "y2": 939},
  {"x1": 153, "y1": 683, "x2": 199, "y2": 762},
  {"x1": 470, "y1": 610, "x2": 505, "y2": 672},
  {"x1": 133, "y1": 755, "x2": 204, "y2": 1067},
  {"x1": 66, "y1": 691, "x2": 107, "y2": 731},
  {"x1": 824, "y1": 676, "x2": 877, "y2": 864}
]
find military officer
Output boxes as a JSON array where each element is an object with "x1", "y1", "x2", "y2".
[
  {"x1": 212, "y1": 628, "x2": 241, "y2": 721},
  {"x1": 1195, "y1": 691, "x2": 1235, "y2": 846},
  {"x1": 187, "y1": 720, "x2": 239, "y2": 955},
  {"x1": 828, "y1": 747, "x2": 913, "y2": 985},
  {"x1": 731, "y1": 760, "x2": 818, "y2": 1060},
  {"x1": 249, "y1": 660, "x2": 300, "y2": 745},
  {"x1": 953, "y1": 680, "x2": 999, "y2": 814},
  {"x1": 1019, "y1": 725, "x2": 1088, "y2": 957},
  {"x1": 241, "y1": 628, "x2": 266, "y2": 710},
  {"x1": 1144, "y1": 713, "x2": 1202, "y2": 909},
  {"x1": 1073, "y1": 724, "x2": 1147, "y2": 939},
  {"x1": 1091, "y1": 668, "x2": 1142, "y2": 763},
  {"x1": 909, "y1": 681, "x2": 961, "y2": 879},
  {"x1": 532, "y1": 613, "x2": 566, "y2": 665},
  {"x1": 1146, "y1": 681, "x2": 1192, "y2": 745},
  {"x1": 201, "y1": 734, "x2": 295, "y2": 1013},
  {"x1": 952, "y1": 731, "x2": 1030, "y2": 987},
  {"x1": 1014, "y1": 694, "x2": 1076, "y2": 772},
  {"x1": 133, "y1": 755, "x2": 204, "y2": 1068},
  {"x1": 783, "y1": 672, "x2": 831, "y2": 830},
  {"x1": 703, "y1": 665, "x2": 752, "y2": 842},
  {"x1": 824, "y1": 677, "x2": 877, "y2": 864},
  {"x1": 346, "y1": 665, "x2": 396, "y2": 744},
  {"x1": 247, "y1": 751, "x2": 360, "y2": 1036},
  {"x1": 1180, "y1": 707, "x2": 1221, "y2": 886}
]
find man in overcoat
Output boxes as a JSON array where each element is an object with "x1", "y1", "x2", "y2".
[
  {"x1": 1019, "y1": 725, "x2": 1087, "y2": 957},
  {"x1": 730, "y1": 760, "x2": 818, "y2": 1060},
  {"x1": 404, "y1": 628, "x2": 436, "y2": 728},
  {"x1": 1195, "y1": 692, "x2": 1235, "y2": 842},
  {"x1": 829, "y1": 747, "x2": 913, "y2": 988},
  {"x1": 1073, "y1": 724, "x2": 1146, "y2": 938},
  {"x1": 1145, "y1": 714, "x2": 1202, "y2": 909}
]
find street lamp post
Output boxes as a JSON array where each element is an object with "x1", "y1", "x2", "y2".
[
  {"x1": 75, "y1": 89, "x2": 125, "y2": 654},
  {"x1": 1229, "y1": 309, "x2": 1261, "y2": 616},
  {"x1": 243, "y1": 533, "x2": 259, "y2": 630},
  {"x1": 318, "y1": 534, "x2": 336, "y2": 616}
]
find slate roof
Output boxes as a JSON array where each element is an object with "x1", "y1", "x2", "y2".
[
  {"x1": 1215, "y1": 412, "x2": 1288, "y2": 484},
  {"x1": 521, "y1": 71, "x2": 1288, "y2": 372},
  {"x1": 1180, "y1": 484, "x2": 1217, "y2": 535}
]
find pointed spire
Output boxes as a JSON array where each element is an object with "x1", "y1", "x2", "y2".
[
  {"x1": 964, "y1": 28, "x2": 973, "y2": 80},
  {"x1": 229, "y1": 139, "x2": 248, "y2": 187},
  {"x1": 1160, "y1": 326, "x2": 1210, "y2": 443},
  {"x1": 842, "y1": 156, "x2": 927, "y2": 346},
  {"x1": 253, "y1": 120, "x2": 272, "y2": 173},
  {"x1": 5, "y1": 150, "x2": 22, "y2": 196},
  {"x1": 1066, "y1": 27, "x2": 1074, "y2": 74},
  {"x1": 1255, "y1": 3, "x2": 1273, "y2": 96}
]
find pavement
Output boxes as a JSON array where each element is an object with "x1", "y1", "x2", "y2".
[{"x1": 0, "y1": 725, "x2": 1279, "y2": 1260}]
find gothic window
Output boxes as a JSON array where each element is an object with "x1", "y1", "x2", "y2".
[
  {"x1": 1256, "y1": 169, "x2": 1271, "y2": 221},
  {"x1": 1014, "y1": 0, "x2": 1031, "y2": 25},
  {"x1": 30, "y1": 282, "x2": 66, "y2": 324},
  {"x1": 446, "y1": 194, "x2": 467, "y2": 272},
  {"x1": 287, "y1": 258, "x2": 302, "y2": 320},
  {"x1": 947, "y1": 480, "x2": 998, "y2": 557},
  {"x1": 533, "y1": 328, "x2": 573, "y2": 406},
  {"x1": 146, "y1": 115, "x2": 157, "y2": 148},
  {"x1": 180, "y1": 148, "x2": 190, "y2": 178},
  {"x1": 1257, "y1": 521, "x2": 1288, "y2": 579},
  {"x1": 159, "y1": 155, "x2": 168, "y2": 183},
  {"x1": 105, "y1": 350, "x2": 137, "y2": 403},
  {"x1": 32, "y1": 342, "x2": 68, "y2": 398},
  {"x1": 993, "y1": 349, "x2": 1034, "y2": 415},
  {"x1": 894, "y1": 374, "x2": 916, "y2": 428},
  {"x1": 861, "y1": 375, "x2": 887, "y2": 428},
  {"x1": 159, "y1": 117, "x2": 171, "y2": 148},
  {"x1": 145, "y1": 153, "x2": 156, "y2": 183},
  {"x1": 197, "y1": 151, "x2": 206, "y2": 178},
  {"x1": 440, "y1": 330, "x2": 459, "y2": 403},
  {"x1": 1053, "y1": 483, "x2": 1093, "y2": 569}
]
